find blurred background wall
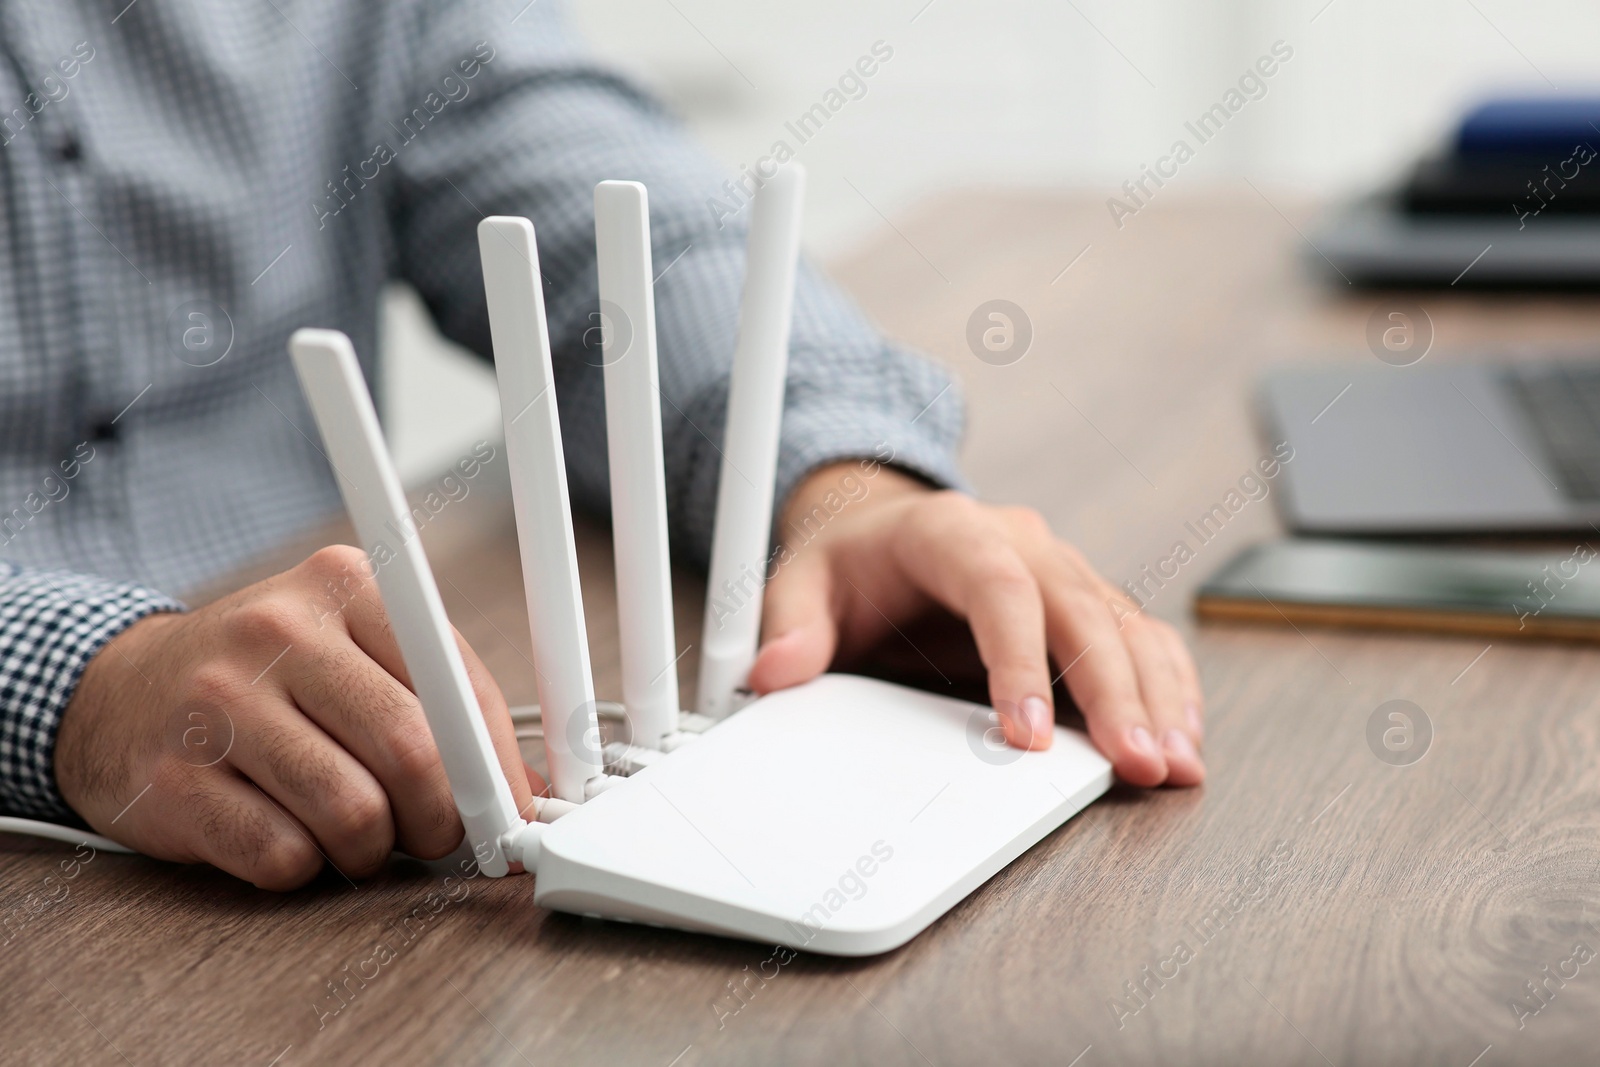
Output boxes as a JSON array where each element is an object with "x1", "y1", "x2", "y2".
[{"x1": 383, "y1": 0, "x2": 1597, "y2": 482}]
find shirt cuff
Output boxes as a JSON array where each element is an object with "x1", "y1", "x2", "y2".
[
  {"x1": 0, "y1": 565, "x2": 185, "y2": 819},
  {"x1": 672, "y1": 340, "x2": 970, "y2": 565},
  {"x1": 772, "y1": 392, "x2": 972, "y2": 534}
]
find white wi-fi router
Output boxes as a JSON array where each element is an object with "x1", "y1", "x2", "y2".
[{"x1": 288, "y1": 164, "x2": 1111, "y2": 956}]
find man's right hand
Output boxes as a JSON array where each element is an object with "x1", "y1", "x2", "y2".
[{"x1": 54, "y1": 546, "x2": 535, "y2": 890}]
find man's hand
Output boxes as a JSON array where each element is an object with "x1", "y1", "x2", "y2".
[
  {"x1": 749, "y1": 462, "x2": 1205, "y2": 787},
  {"x1": 54, "y1": 546, "x2": 536, "y2": 889}
]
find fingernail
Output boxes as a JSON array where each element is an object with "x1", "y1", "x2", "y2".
[
  {"x1": 1021, "y1": 696, "x2": 1052, "y2": 744},
  {"x1": 1185, "y1": 702, "x2": 1203, "y2": 739},
  {"x1": 1129, "y1": 726, "x2": 1158, "y2": 757},
  {"x1": 1163, "y1": 728, "x2": 1198, "y2": 763}
]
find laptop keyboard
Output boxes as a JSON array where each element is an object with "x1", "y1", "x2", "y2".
[{"x1": 1505, "y1": 364, "x2": 1600, "y2": 501}]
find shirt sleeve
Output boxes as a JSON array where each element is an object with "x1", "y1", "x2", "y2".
[
  {"x1": 0, "y1": 564, "x2": 183, "y2": 819},
  {"x1": 388, "y1": 1, "x2": 968, "y2": 567}
]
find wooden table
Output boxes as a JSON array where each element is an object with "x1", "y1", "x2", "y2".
[{"x1": 8, "y1": 191, "x2": 1600, "y2": 1066}]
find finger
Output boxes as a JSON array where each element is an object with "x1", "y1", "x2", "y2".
[
  {"x1": 281, "y1": 635, "x2": 463, "y2": 860},
  {"x1": 1153, "y1": 617, "x2": 1205, "y2": 741},
  {"x1": 225, "y1": 697, "x2": 396, "y2": 877},
  {"x1": 523, "y1": 760, "x2": 548, "y2": 799},
  {"x1": 1121, "y1": 617, "x2": 1204, "y2": 786},
  {"x1": 897, "y1": 502, "x2": 1055, "y2": 750},
  {"x1": 748, "y1": 548, "x2": 838, "y2": 694},
  {"x1": 1084, "y1": 565, "x2": 1206, "y2": 772},
  {"x1": 314, "y1": 575, "x2": 532, "y2": 851},
  {"x1": 1002, "y1": 523, "x2": 1171, "y2": 786},
  {"x1": 158, "y1": 765, "x2": 326, "y2": 891},
  {"x1": 1027, "y1": 555, "x2": 1168, "y2": 786}
]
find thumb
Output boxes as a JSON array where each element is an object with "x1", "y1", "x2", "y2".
[{"x1": 747, "y1": 551, "x2": 838, "y2": 695}]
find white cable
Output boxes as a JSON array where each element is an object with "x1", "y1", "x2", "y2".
[
  {"x1": 510, "y1": 702, "x2": 704, "y2": 766},
  {"x1": 510, "y1": 701, "x2": 628, "y2": 742},
  {"x1": 0, "y1": 817, "x2": 135, "y2": 855},
  {"x1": 507, "y1": 701, "x2": 628, "y2": 726}
]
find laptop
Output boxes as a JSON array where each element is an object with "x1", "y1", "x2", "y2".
[{"x1": 1260, "y1": 360, "x2": 1600, "y2": 534}]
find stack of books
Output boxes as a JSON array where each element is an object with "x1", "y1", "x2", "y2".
[{"x1": 1312, "y1": 96, "x2": 1600, "y2": 287}]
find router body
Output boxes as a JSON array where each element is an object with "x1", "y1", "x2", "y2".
[{"x1": 535, "y1": 674, "x2": 1111, "y2": 956}]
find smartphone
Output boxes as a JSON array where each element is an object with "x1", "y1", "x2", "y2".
[{"x1": 1195, "y1": 539, "x2": 1600, "y2": 640}]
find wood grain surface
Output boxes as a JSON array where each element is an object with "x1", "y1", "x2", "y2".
[{"x1": 6, "y1": 190, "x2": 1600, "y2": 1066}]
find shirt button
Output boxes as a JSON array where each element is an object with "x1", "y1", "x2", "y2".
[
  {"x1": 88, "y1": 416, "x2": 119, "y2": 442},
  {"x1": 54, "y1": 134, "x2": 83, "y2": 163}
]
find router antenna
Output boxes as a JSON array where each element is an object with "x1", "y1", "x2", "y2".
[
  {"x1": 478, "y1": 217, "x2": 608, "y2": 803},
  {"x1": 288, "y1": 329, "x2": 528, "y2": 876},
  {"x1": 595, "y1": 181, "x2": 681, "y2": 751},
  {"x1": 696, "y1": 163, "x2": 807, "y2": 719}
]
